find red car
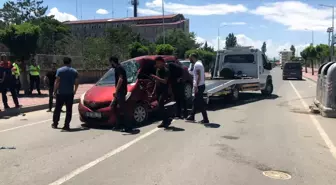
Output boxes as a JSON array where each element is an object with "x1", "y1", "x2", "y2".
[{"x1": 78, "y1": 55, "x2": 193, "y2": 126}]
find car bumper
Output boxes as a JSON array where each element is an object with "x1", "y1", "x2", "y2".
[
  {"x1": 78, "y1": 102, "x2": 117, "y2": 125},
  {"x1": 283, "y1": 74, "x2": 302, "y2": 79}
]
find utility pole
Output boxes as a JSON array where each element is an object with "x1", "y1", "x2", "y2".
[
  {"x1": 319, "y1": 4, "x2": 335, "y2": 59},
  {"x1": 131, "y1": 0, "x2": 138, "y2": 17},
  {"x1": 111, "y1": 0, "x2": 114, "y2": 18},
  {"x1": 162, "y1": 0, "x2": 165, "y2": 44}
]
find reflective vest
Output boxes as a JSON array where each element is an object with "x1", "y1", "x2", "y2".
[
  {"x1": 29, "y1": 65, "x2": 40, "y2": 76},
  {"x1": 12, "y1": 63, "x2": 20, "y2": 79}
]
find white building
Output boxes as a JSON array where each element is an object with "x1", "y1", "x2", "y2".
[{"x1": 279, "y1": 50, "x2": 293, "y2": 65}]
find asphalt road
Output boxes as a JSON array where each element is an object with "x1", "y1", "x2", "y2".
[{"x1": 1, "y1": 67, "x2": 336, "y2": 185}]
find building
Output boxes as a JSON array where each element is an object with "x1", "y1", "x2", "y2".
[
  {"x1": 279, "y1": 50, "x2": 293, "y2": 65},
  {"x1": 63, "y1": 14, "x2": 189, "y2": 43}
]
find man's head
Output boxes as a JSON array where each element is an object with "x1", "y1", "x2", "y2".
[
  {"x1": 109, "y1": 56, "x2": 119, "y2": 68},
  {"x1": 51, "y1": 62, "x2": 57, "y2": 70},
  {"x1": 63, "y1": 57, "x2": 72, "y2": 66},
  {"x1": 189, "y1": 53, "x2": 198, "y2": 63},
  {"x1": 154, "y1": 56, "x2": 165, "y2": 69}
]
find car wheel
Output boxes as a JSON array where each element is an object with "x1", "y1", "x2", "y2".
[
  {"x1": 261, "y1": 81, "x2": 273, "y2": 96},
  {"x1": 184, "y1": 83, "x2": 192, "y2": 100},
  {"x1": 282, "y1": 76, "x2": 286, "y2": 80},
  {"x1": 132, "y1": 104, "x2": 148, "y2": 125}
]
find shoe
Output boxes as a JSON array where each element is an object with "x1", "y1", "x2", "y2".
[
  {"x1": 15, "y1": 105, "x2": 21, "y2": 108},
  {"x1": 157, "y1": 124, "x2": 166, "y2": 128},
  {"x1": 185, "y1": 116, "x2": 195, "y2": 122},
  {"x1": 62, "y1": 126, "x2": 70, "y2": 131},
  {"x1": 199, "y1": 120, "x2": 209, "y2": 124},
  {"x1": 47, "y1": 109, "x2": 52, "y2": 112},
  {"x1": 4, "y1": 105, "x2": 10, "y2": 109},
  {"x1": 51, "y1": 123, "x2": 58, "y2": 129}
]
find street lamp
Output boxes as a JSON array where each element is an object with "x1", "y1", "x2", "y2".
[
  {"x1": 319, "y1": 4, "x2": 335, "y2": 58},
  {"x1": 162, "y1": 0, "x2": 165, "y2": 44},
  {"x1": 305, "y1": 28, "x2": 314, "y2": 45},
  {"x1": 217, "y1": 24, "x2": 227, "y2": 51}
]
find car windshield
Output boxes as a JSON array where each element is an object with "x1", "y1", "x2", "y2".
[
  {"x1": 96, "y1": 60, "x2": 139, "y2": 86},
  {"x1": 285, "y1": 63, "x2": 301, "y2": 69},
  {"x1": 180, "y1": 60, "x2": 191, "y2": 68},
  {"x1": 224, "y1": 54, "x2": 255, "y2": 63}
]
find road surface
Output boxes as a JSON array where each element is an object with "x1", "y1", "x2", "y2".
[{"x1": 1, "y1": 68, "x2": 336, "y2": 185}]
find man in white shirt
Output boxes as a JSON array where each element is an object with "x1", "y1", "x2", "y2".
[{"x1": 186, "y1": 53, "x2": 209, "y2": 123}]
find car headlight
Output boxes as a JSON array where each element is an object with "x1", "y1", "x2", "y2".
[
  {"x1": 125, "y1": 92, "x2": 132, "y2": 101},
  {"x1": 80, "y1": 91, "x2": 87, "y2": 105}
]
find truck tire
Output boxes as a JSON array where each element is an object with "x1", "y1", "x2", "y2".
[
  {"x1": 230, "y1": 86, "x2": 239, "y2": 102},
  {"x1": 261, "y1": 81, "x2": 273, "y2": 96}
]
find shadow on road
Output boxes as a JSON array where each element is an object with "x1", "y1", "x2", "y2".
[
  {"x1": 204, "y1": 123, "x2": 221, "y2": 128},
  {"x1": 283, "y1": 78, "x2": 306, "y2": 81},
  {"x1": 207, "y1": 93, "x2": 280, "y2": 111},
  {"x1": 61, "y1": 127, "x2": 90, "y2": 132},
  {"x1": 164, "y1": 126, "x2": 185, "y2": 132}
]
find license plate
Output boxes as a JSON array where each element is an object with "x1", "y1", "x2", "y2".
[
  {"x1": 85, "y1": 112, "x2": 102, "y2": 118},
  {"x1": 291, "y1": 73, "x2": 297, "y2": 75}
]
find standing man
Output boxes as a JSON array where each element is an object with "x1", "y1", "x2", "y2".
[
  {"x1": 0, "y1": 57, "x2": 20, "y2": 109},
  {"x1": 12, "y1": 59, "x2": 21, "y2": 95},
  {"x1": 29, "y1": 59, "x2": 41, "y2": 95},
  {"x1": 151, "y1": 56, "x2": 173, "y2": 128},
  {"x1": 167, "y1": 62, "x2": 188, "y2": 119},
  {"x1": 186, "y1": 53, "x2": 209, "y2": 123},
  {"x1": 109, "y1": 56, "x2": 132, "y2": 132},
  {"x1": 52, "y1": 57, "x2": 79, "y2": 130},
  {"x1": 44, "y1": 62, "x2": 57, "y2": 112}
]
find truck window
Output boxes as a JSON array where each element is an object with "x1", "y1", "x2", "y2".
[
  {"x1": 284, "y1": 63, "x2": 301, "y2": 69},
  {"x1": 224, "y1": 54, "x2": 254, "y2": 63}
]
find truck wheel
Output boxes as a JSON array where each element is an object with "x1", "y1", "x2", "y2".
[
  {"x1": 261, "y1": 82, "x2": 273, "y2": 96},
  {"x1": 132, "y1": 104, "x2": 148, "y2": 126},
  {"x1": 230, "y1": 87, "x2": 239, "y2": 102}
]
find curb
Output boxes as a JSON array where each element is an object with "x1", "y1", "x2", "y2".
[
  {"x1": 0, "y1": 99, "x2": 80, "y2": 118},
  {"x1": 303, "y1": 75, "x2": 317, "y2": 83}
]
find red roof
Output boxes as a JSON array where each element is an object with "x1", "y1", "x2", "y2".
[
  {"x1": 134, "y1": 20, "x2": 186, "y2": 27},
  {"x1": 64, "y1": 14, "x2": 180, "y2": 25}
]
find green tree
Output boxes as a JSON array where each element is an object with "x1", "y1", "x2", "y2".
[
  {"x1": 147, "y1": 43, "x2": 156, "y2": 55},
  {"x1": 203, "y1": 41, "x2": 214, "y2": 52},
  {"x1": 315, "y1": 44, "x2": 329, "y2": 66},
  {"x1": 261, "y1": 42, "x2": 267, "y2": 53},
  {"x1": 185, "y1": 49, "x2": 215, "y2": 72},
  {"x1": 307, "y1": 45, "x2": 317, "y2": 75},
  {"x1": 0, "y1": 0, "x2": 48, "y2": 25},
  {"x1": 225, "y1": 33, "x2": 237, "y2": 48},
  {"x1": 128, "y1": 42, "x2": 149, "y2": 58},
  {"x1": 290, "y1": 45, "x2": 296, "y2": 57},
  {"x1": 300, "y1": 49, "x2": 308, "y2": 73},
  {"x1": 0, "y1": 22, "x2": 41, "y2": 94},
  {"x1": 82, "y1": 37, "x2": 110, "y2": 69},
  {"x1": 156, "y1": 29, "x2": 200, "y2": 59},
  {"x1": 155, "y1": 44, "x2": 175, "y2": 55}
]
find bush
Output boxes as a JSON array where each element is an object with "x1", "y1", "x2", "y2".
[
  {"x1": 128, "y1": 42, "x2": 149, "y2": 58},
  {"x1": 155, "y1": 44, "x2": 175, "y2": 55},
  {"x1": 185, "y1": 49, "x2": 215, "y2": 71}
]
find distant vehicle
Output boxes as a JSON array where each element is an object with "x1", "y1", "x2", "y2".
[
  {"x1": 78, "y1": 55, "x2": 193, "y2": 126},
  {"x1": 282, "y1": 62, "x2": 302, "y2": 80}
]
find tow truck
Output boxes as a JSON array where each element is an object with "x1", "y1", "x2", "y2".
[{"x1": 204, "y1": 47, "x2": 273, "y2": 104}]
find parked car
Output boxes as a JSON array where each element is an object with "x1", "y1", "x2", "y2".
[
  {"x1": 78, "y1": 55, "x2": 193, "y2": 126},
  {"x1": 282, "y1": 62, "x2": 302, "y2": 80},
  {"x1": 179, "y1": 60, "x2": 193, "y2": 75}
]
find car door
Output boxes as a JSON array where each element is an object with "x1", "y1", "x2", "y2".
[{"x1": 259, "y1": 53, "x2": 270, "y2": 87}]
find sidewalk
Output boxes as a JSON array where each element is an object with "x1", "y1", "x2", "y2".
[
  {"x1": 302, "y1": 67, "x2": 318, "y2": 82},
  {"x1": 0, "y1": 84, "x2": 94, "y2": 117}
]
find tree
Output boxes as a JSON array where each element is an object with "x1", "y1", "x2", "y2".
[
  {"x1": 128, "y1": 42, "x2": 149, "y2": 58},
  {"x1": 307, "y1": 45, "x2": 317, "y2": 75},
  {"x1": 156, "y1": 29, "x2": 200, "y2": 59},
  {"x1": 315, "y1": 44, "x2": 329, "y2": 66},
  {"x1": 203, "y1": 41, "x2": 214, "y2": 52},
  {"x1": 300, "y1": 49, "x2": 308, "y2": 73},
  {"x1": 261, "y1": 42, "x2": 267, "y2": 53},
  {"x1": 225, "y1": 33, "x2": 237, "y2": 48},
  {"x1": 290, "y1": 45, "x2": 296, "y2": 57},
  {"x1": 82, "y1": 37, "x2": 110, "y2": 69},
  {"x1": 0, "y1": 22, "x2": 41, "y2": 94},
  {"x1": 0, "y1": 0, "x2": 48, "y2": 25},
  {"x1": 155, "y1": 44, "x2": 175, "y2": 55}
]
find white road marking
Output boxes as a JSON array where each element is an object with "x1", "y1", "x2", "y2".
[
  {"x1": 289, "y1": 81, "x2": 336, "y2": 159},
  {"x1": 48, "y1": 127, "x2": 161, "y2": 185},
  {"x1": 0, "y1": 113, "x2": 79, "y2": 133}
]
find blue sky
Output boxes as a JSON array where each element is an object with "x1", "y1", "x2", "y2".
[{"x1": 2, "y1": 0, "x2": 336, "y2": 58}]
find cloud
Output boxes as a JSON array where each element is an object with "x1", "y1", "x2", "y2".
[
  {"x1": 141, "y1": 0, "x2": 247, "y2": 16},
  {"x1": 128, "y1": 6, "x2": 162, "y2": 16},
  {"x1": 198, "y1": 34, "x2": 308, "y2": 58},
  {"x1": 221, "y1": 22, "x2": 246, "y2": 26},
  {"x1": 251, "y1": 1, "x2": 333, "y2": 32},
  {"x1": 96, "y1": 9, "x2": 109, "y2": 15},
  {"x1": 48, "y1": 7, "x2": 77, "y2": 22}
]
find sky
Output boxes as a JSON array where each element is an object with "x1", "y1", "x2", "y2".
[{"x1": 3, "y1": 0, "x2": 336, "y2": 58}]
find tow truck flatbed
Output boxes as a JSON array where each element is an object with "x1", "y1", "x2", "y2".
[{"x1": 204, "y1": 78, "x2": 260, "y2": 96}]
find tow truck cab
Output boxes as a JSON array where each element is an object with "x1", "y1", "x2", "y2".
[{"x1": 204, "y1": 47, "x2": 273, "y2": 103}]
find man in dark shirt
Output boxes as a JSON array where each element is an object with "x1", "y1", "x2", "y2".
[
  {"x1": 52, "y1": 57, "x2": 79, "y2": 131},
  {"x1": 167, "y1": 62, "x2": 188, "y2": 119},
  {"x1": 44, "y1": 62, "x2": 57, "y2": 112},
  {"x1": 0, "y1": 58, "x2": 20, "y2": 109},
  {"x1": 109, "y1": 56, "x2": 132, "y2": 132},
  {"x1": 151, "y1": 56, "x2": 172, "y2": 128}
]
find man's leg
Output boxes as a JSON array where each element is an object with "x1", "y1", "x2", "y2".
[
  {"x1": 196, "y1": 85, "x2": 209, "y2": 122},
  {"x1": 157, "y1": 93, "x2": 171, "y2": 128},
  {"x1": 172, "y1": 87, "x2": 181, "y2": 118},
  {"x1": 9, "y1": 86, "x2": 19, "y2": 107},
  {"x1": 16, "y1": 78, "x2": 21, "y2": 95},
  {"x1": 29, "y1": 75, "x2": 34, "y2": 94},
  {"x1": 116, "y1": 93, "x2": 132, "y2": 131},
  {"x1": 52, "y1": 94, "x2": 64, "y2": 128},
  {"x1": 1, "y1": 88, "x2": 9, "y2": 108},
  {"x1": 48, "y1": 87, "x2": 54, "y2": 111},
  {"x1": 63, "y1": 94, "x2": 74, "y2": 129},
  {"x1": 36, "y1": 76, "x2": 41, "y2": 94},
  {"x1": 179, "y1": 83, "x2": 188, "y2": 118}
]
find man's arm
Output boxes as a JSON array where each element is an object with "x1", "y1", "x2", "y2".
[
  {"x1": 0, "y1": 71, "x2": 5, "y2": 83},
  {"x1": 53, "y1": 77, "x2": 60, "y2": 95},
  {"x1": 115, "y1": 74, "x2": 123, "y2": 94},
  {"x1": 74, "y1": 71, "x2": 79, "y2": 94}
]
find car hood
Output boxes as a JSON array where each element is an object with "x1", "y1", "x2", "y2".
[{"x1": 84, "y1": 83, "x2": 136, "y2": 103}]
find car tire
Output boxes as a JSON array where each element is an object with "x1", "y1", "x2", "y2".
[
  {"x1": 282, "y1": 76, "x2": 286, "y2": 80},
  {"x1": 261, "y1": 81, "x2": 273, "y2": 96},
  {"x1": 132, "y1": 103, "x2": 148, "y2": 126}
]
